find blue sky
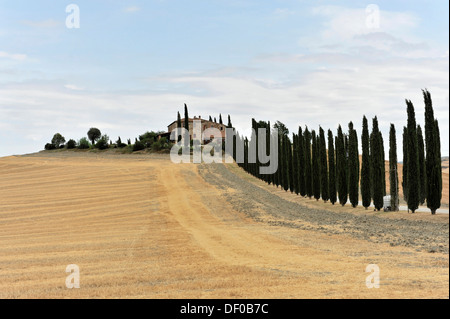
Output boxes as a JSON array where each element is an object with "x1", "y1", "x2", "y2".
[{"x1": 0, "y1": 0, "x2": 448, "y2": 157}]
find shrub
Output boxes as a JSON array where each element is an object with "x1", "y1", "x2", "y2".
[
  {"x1": 133, "y1": 140, "x2": 145, "y2": 152},
  {"x1": 78, "y1": 137, "x2": 90, "y2": 149},
  {"x1": 116, "y1": 137, "x2": 127, "y2": 148},
  {"x1": 45, "y1": 143, "x2": 56, "y2": 150},
  {"x1": 152, "y1": 141, "x2": 162, "y2": 151},
  {"x1": 95, "y1": 135, "x2": 109, "y2": 150},
  {"x1": 67, "y1": 139, "x2": 76, "y2": 149}
]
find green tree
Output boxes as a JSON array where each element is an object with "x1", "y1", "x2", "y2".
[
  {"x1": 66, "y1": 139, "x2": 76, "y2": 149},
  {"x1": 319, "y1": 127, "x2": 329, "y2": 202},
  {"x1": 361, "y1": 116, "x2": 371, "y2": 210},
  {"x1": 336, "y1": 125, "x2": 347, "y2": 206},
  {"x1": 274, "y1": 121, "x2": 289, "y2": 137},
  {"x1": 312, "y1": 130, "x2": 320, "y2": 201},
  {"x1": 370, "y1": 117, "x2": 385, "y2": 211},
  {"x1": 288, "y1": 135, "x2": 294, "y2": 193},
  {"x1": 304, "y1": 127, "x2": 312, "y2": 198},
  {"x1": 292, "y1": 133, "x2": 299, "y2": 195},
  {"x1": 87, "y1": 128, "x2": 101, "y2": 145},
  {"x1": 406, "y1": 100, "x2": 420, "y2": 213},
  {"x1": 177, "y1": 111, "x2": 182, "y2": 143},
  {"x1": 348, "y1": 122, "x2": 359, "y2": 208},
  {"x1": 227, "y1": 115, "x2": 233, "y2": 128},
  {"x1": 184, "y1": 104, "x2": 190, "y2": 148},
  {"x1": 417, "y1": 125, "x2": 426, "y2": 205},
  {"x1": 298, "y1": 127, "x2": 306, "y2": 197},
  {"x1": 402, "y1": 126, "x2": 408, "y2": 202},
  {"x1": 219, "y1": 114, "x2": 223, "y2": 125},
  {"x1": 78, "y1": 137, "x2": 90, "y2": 149},
  {"x1": 283, "y1": 134, "x2": 290, "y2": 192},
  {"x1": 423, "y1": 89, "x2": 442, "y2": 214},
  {"x1": 51, "y1": 133, "x2": 66, "y2": 148},
  {"x1": 389, "y1": 124, "x2": 399, "y2": 211},
  {"x1": 328, "y1": 129, "x2": 337, "y2": 205}
]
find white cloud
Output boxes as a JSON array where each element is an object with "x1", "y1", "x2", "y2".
[
  {"x1": 64, "y1": 84, "x2": 84, "y2": 91},
  {"x1": 124, "y1": 6, "x2": 141, "y2": 13},
  {"x1": 0, "y1": 51, "x2": 27, "y2": 61},
  {"x1": 20, "y1": 19, "x2": 61, "y2": 28}
]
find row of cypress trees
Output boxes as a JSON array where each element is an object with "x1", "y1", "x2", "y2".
[{"x1": 234, "y1": 89, "x2": 442, "y2": 214}]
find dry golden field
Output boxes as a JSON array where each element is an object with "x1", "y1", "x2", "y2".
[{"x1": 0, "y1": 151, "x2": 448, "y2": 299}]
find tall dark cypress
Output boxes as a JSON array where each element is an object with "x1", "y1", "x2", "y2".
[
  {"x1": 348, "y1": 122, "x2": 359, "y2": 208},
  {"x1": 298, "y1": 127, "x2": 306, "y2": 197},
  {"x1": 312, "y1": 130, "x2": 321, "y2": 201},
  {"x1": 370, "y1": 117, "x2": 384, "y2": 211},
  {"x1": 292, "y1": 133, "x2": 299, "y2": 195},
  {"x1": 283, "y1": 134, "x2": 290, "y2": 192},
  {"x1": 406, "y1": 100, "x2": 420, "y2": 213},
  {"x1": 361, "y1": 116, "x2": 371, "y2": 210},
  {"x1": 336, "y1": 125, "x2": 347, "y2": 206},
  {"x1": 227, "y1": 115, "x2": 232, "y2": 128},
  {"x1": 423, "y1": 89, "x2": 442, "y2": 214},
  {"x1": 304, "y1": 127, "x2": 312, "y2": 198},
  {"x1": 319, "y1": 127, "x2": 329, "y2": 202},
  {"x1": 288, "y1": 136, "x2": 294, "y2": 193},
  {"x1": 177, "y1": 111, "x2": 182, "y2": 142},
  {"x1": 276, "y1": 132, "x2": 282, "y2": 188},
  {"x1": 219, "y1": 114, "x2": 223, "y2": 125},
  {"x1": 184, "y1": 104, "x2": 189, "y2": 148},
  {"x1": 417, "y1": 125, "x2": 426, "y2": 205},
  {"x1": 328, "y1": 129, "x2": 337, "y2": 205},
  {"x1": 389, "y1": 124, "x2": 399, "y2": 211},
  {"x1": 402, "y1": 126, "x2": 408, "y2": 202}
]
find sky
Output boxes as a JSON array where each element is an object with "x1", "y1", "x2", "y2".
[{"x1": 0, "y1": 0, "x2": 448, "y2": 158}]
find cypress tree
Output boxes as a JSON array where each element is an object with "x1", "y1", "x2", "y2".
[
  {"x1": 336, "y1": 125, "x2": 347, "y2": 206},
  {"x1": 348, "y1": 122, "x2": 359, "y2": 208},
  {"x1": 319, "y1": 127, "x2": 329, "y2": 202},
  {"x1": 276, "y1": 132, "x2": 282, "y2": 188},
  {"x1": 417, "y1": 125, "x2": 426, "y2": 205},
  {"x1": 288, "y1": 136, "x2": 294, "y2": 193},
  {"x1": 402, "y1": 126, "x2": 408, "y2": 202},
  {"x1": 283, "y1": 134, "x2": 290, "y2": 192},
  {"x1": 293, "y1": 133, "x2": 299, "y2": 195},
  {"x1": 328, "y1": 129, "x2": 337, "y2": 205},
  {"x1": 209, "y1": 115, "x2": 213, "y2": 122},
  {"x1": 298, "y1": 127, "x2": 306, "y2": 197},
  {"x1": 361, "y1": 116, "x2": 371, "y2": 210},
  {"x1": 371, "y1": 117, "x2": 384, "y2": 211},
  {"x1": 227, "y1": 115, "x2": 233, "y2": 128},
  {"x1": 219, "y1": 114, "x2": 223, "y2": 125},
  {"x1": 389, "y1": 124, "x2": 399, "y2": 211},
  {"x1": 312, "y1": 130, "x2": 321, "y2": 201},
  {"x1": 406, "y1": 100, "x2": 420, "y2": 213},
  {"x1": 177, "y1": 111, "x2": 182, "y2": 142},
  {"x1": 304, "y1": 127, "x2": 313, "y2": 198},
  {"x1": 184, "y1": 104, "x2": 189, "y2": 148},
  {"x1": 423, "y1": 89, "x2": 442, "y2": 214}
]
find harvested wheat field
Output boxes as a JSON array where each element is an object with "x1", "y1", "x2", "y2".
[{"x1": 0, "y1": 151, "x2": 448, "y2": 299}]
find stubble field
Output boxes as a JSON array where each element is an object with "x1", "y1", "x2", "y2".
[{"x1": 0, "y1": 151, "x2": 448, "y2": 298}]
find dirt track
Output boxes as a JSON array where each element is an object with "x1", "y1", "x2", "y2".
[{"x1": 0, "y1": 151, "x2": 448, "y2": 298}]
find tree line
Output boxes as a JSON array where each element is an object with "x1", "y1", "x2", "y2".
[
  {"x1": 45, "y1": 127, "x2": 172, "y2": 153},
  {"x1": 233, "y1": 89, "x2": 442, "y2": 215}
]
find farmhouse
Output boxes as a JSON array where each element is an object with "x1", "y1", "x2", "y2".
[{"x1": 163, "y1": 116, "x2": 227, "y2": 143}]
